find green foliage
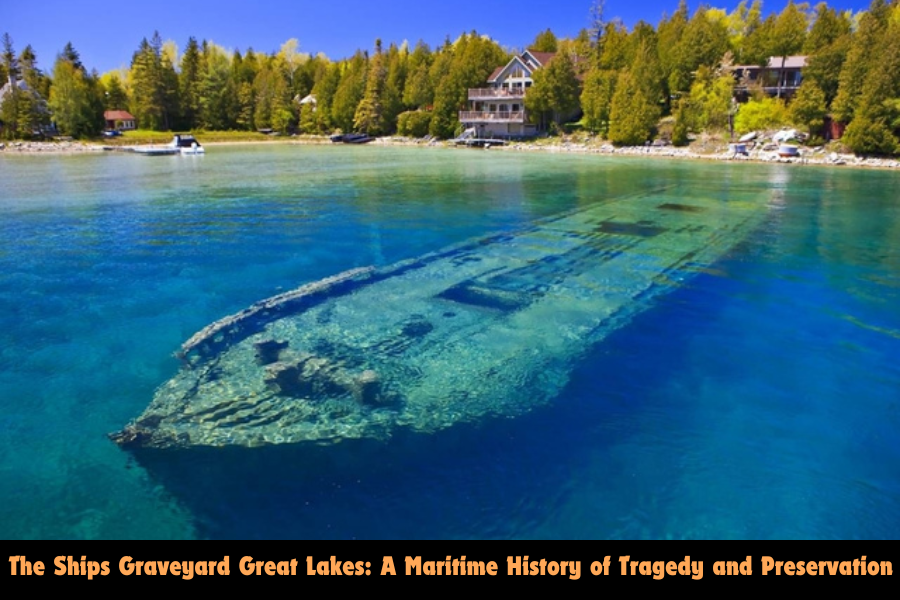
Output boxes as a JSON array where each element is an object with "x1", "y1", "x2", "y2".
[
  {"x1": 802, "y1": 35, "x2": 850, "y2": 107},
  {"x1": 841, "y1": 116, "x2": 898, "y2": 154},
  {"x1": 804, "y1": 3, "x2": 851, "y2": 53},
  {"x1": 608, "y1": 69, "x2": 659, "y2": 145},
  {"x1": 531, "y1": 29, "x2": 559, "y2": 52},
  {"x1": 526, "y1": 52, "x2": 580, "y2": 127},
  {"x1": 832, "y1": 2, "x2": 891, "y2": 122},
  {"x1": 179, "y1": 37, "x2": 201, "y2": 129},
  {"x1": 733, "y1": 96, "x2": 790, "y2": 133},
  {"x1": 128, "y1": 33, "x2": 179, "y2": 130},
  {"x1": 687, "y1": 65, "x2": 735, "y2": 131},
  {"x1": 402, "y1": 41, "x2": 433, "y2": 109},
  {"x1": 103, "y1": 74, "x2": 128, "y2": 110},
  {"x1": 840, "y1": 14, "x2": 900, "y2": 154},
  {"x1": 790, "y1": 81, "x2": 828, "y2": 134},
  {"x1": 428, "y1": 32, "x2": 508, "y2": 138},
  {"x1": 298, "y1": 102, "x2": 316, "y2": 134},
  {"x1": 49, "y1": 52, "x2": 103, "y2": 138},
  {"x1": 253, "y1": 55, "x2": 294, "y2": 131},
  {"x1": 580, "y1": 67, "x2": 616, "y2": 135},
  {"x1": 672, "y1": 100, "x2": 691, "y2": 146},
  {"x1": 199, "y1": 43, "x2": 236, "y2": 130},
  {"x1": 396, "y1": 110, "x2": 432, "y2": 137},
  {"x1": 332, "y1": 51, "x2": 367, "y2": 132},
  {"x1": 354, "y1": 40, "x2": 389, "y2": 135},
  {"x1": 666, "y1": 7, "x2": 731, "y2": 96}
]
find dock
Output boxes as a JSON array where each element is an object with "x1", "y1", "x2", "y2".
[{"x1": 103, "y1": 145, "x2": 180, "y2": 156}]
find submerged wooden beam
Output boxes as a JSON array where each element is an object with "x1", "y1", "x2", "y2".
[{"x1": 178, "y1": 266, "x2": 375, "y2": 359}]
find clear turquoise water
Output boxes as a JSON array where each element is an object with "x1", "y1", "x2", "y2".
[{"x1": 0, "y1": 145, "x2": 898, "y2": 539}]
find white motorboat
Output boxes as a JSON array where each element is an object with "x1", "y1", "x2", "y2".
[{"x1": 171, "y1": 134, "x2": 205, "y2": 155}]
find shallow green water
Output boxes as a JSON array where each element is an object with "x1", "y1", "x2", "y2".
[{"x1": 0, "y1": 145, "x2": 898, "y2": 539}]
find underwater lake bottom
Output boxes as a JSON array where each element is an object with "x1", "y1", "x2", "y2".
[{"x1": 0, "y1": 145, "x2": 897, "y2": 539}]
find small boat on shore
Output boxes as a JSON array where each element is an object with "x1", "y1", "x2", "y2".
[
  {"x1": 171, "y1": 134, "x2": 205, "y2": 155},
  {"x1": 111, "y1": 183, "x2": 771, "y2": 455},
  {"x1": 330, "y1": 133, "x2": 374, "y2": 144},
  {"x1": 130, "y1": 146, "x2": 180, "y2": 156},
  {"x1": 778, "y1": 144, "x2": 800, "y2": 158}
]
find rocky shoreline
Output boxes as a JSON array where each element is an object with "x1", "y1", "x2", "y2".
[
  {"x1": 0, "y1": 140, "x2": 107, "y2": 154},
  {"x1": 499, "y1": 140, "x2": 900, "y2": 170},
  {"x1": 3, "y1": 136, "x2": 899, "y2": 170}
]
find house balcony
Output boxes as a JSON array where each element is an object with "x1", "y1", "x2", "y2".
[
  {"x1": 459, "y1": 111, "x2": 526, "y2": 123},
  {"x1": 467, "y1": 87, "x2": 527, "y2": 100}
]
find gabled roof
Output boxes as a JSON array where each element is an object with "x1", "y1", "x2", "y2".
[
  {"x1": 485, "y1": 50, "x2": 588, "y2": 85},
  {"x1": 0, "y1": 79, "x2": 50, "y2": 114},
  {"x1": 523, "y1": 50, "x2": 556, "y2": 68},
  {"x1": 487, "y1": 55, "x2": 535, "y2": 83},
  {"x1": 104, "y1": 110, "x2": 135, "y2": 120},
  {"x1": 0, "y1": 79, "x2": 33, "y2": 102}
]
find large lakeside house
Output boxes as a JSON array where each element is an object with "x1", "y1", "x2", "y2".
[
  {"x1": 732, "y1": 55, "x2": 807, "y2": 101},
  {"x1": 458, "y1": 49, "x2": 559, "y2": 139}
]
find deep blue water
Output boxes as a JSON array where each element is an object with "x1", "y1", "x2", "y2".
[{"x1": 0, "y1": 145, "x2": 897, "y2": 539}]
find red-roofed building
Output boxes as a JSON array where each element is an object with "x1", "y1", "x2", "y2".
[
  {"x1": 459, "y1": 49, "x2": 581, "y2": 139},
  {"x1": 104, "y1": 110, "x2": 136, "y2": 131}
]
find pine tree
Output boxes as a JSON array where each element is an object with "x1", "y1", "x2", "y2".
[
  {"x1": 526, "y1": 51, "x2": 580, "y2": 129},
  {"x1": 49, "y1": 44, "x2": 101, "y2": 138},
  {"x1": 770, "y1": 1, "x2": 810, "y2": 98},
  {"x1": 608, "y1": 69, "x2": 659, "y2": 145},
  {"x1": 103, "y1": 74, "x2": 128, "y2": 109},
  {"x1": 531, "y1": 29, "x2": 559, "y2": 52},
  {"x1": 403, "y1": 41, "x2": 433, "y2": 109},
  {"x1": 687, "y1": 63, "x2": 735, "y2": 131},
  {"x1": 832, "y1": 1, "x2": 892, "y2": 123},
  {"x1": 842, "y1": 14, "x2": 900, "y2": 154},
  {"x1": 672, "y1": 98, "x2": 691, "y2": 146},
  {"x1": 180, "y1": 37, "x2": 201, "y2": 129},
  {"x1": 199, "y1": 43, "x2": 235, "y2": 130},
  {"x1": 580, "y1": 67, "x2": 616, "y2": 135},
  {"x1": 19, "y1": 45, "x2": 49, "y2": 98},
  {"x1": 790, "y1": 80, "x2": 828, "y2": 136},
  {"x1": 354, "y1": 40, "x2": 388, "y2": 135},
  {"x1": 332, "y1": 51, "x2": 368, "y2": 132},
  {"x1": 311, "y1": 61, "x2": 341, "y2": 132}
]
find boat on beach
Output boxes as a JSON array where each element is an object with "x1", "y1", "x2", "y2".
[
  {"x1": 106, "y1": 134, "x2": 205, "y2": 156},
  {"x1": 111, "y1": 183, "x2": 772, "y2": 455},
  {"x1": 171, "y1": 134, "x2": 205, "y2": 154},
  {"x1": 330, "y1": 133, "x2": 374, "y2": 144}
]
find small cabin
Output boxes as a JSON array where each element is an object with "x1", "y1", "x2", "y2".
[{"x1": 104, "y1": 110, "x2": 136, "y2": 131}]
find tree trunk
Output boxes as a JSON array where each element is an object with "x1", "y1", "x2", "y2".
[{"x1": 777, "y1": 55, "x2": 786, "y2": 99}]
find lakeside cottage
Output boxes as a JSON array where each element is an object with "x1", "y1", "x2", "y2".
[
  {"x1": 104, "y1": 110, "x2": 137, "y2": 131},
  {"x1": 458, "y1": 49, "x2": 558, "y2": 140},
  {"x1": 732, "y1": 56, "x2": 807, "y2": 101}
]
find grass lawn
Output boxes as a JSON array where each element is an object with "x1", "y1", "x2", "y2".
[{"x1": 98, "y1": 130, "x2": 298, "y2": 145}]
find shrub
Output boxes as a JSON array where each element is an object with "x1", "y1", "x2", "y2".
[
  {"x1": 397, "y1": 110, "x2": 433, "y2": 138},
  {"x1": 734, "y1": 97, "x2": 790, "y2": 134}
]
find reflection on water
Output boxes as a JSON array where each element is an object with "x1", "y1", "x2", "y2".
[{"x1": 0, "y1": 146, "x2": 898, "y2": 539}]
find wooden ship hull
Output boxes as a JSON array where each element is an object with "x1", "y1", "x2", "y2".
[{"x1": 111, "y1": 184, "x2": 771, "y2": 455}]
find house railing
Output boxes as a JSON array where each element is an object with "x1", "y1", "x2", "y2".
[
  {"x1": 467, "y1": 88, "x2": 527, "y2": 99},
  {"x1": 459, "y1": 111, "x2": 526, "y2": 122}
]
